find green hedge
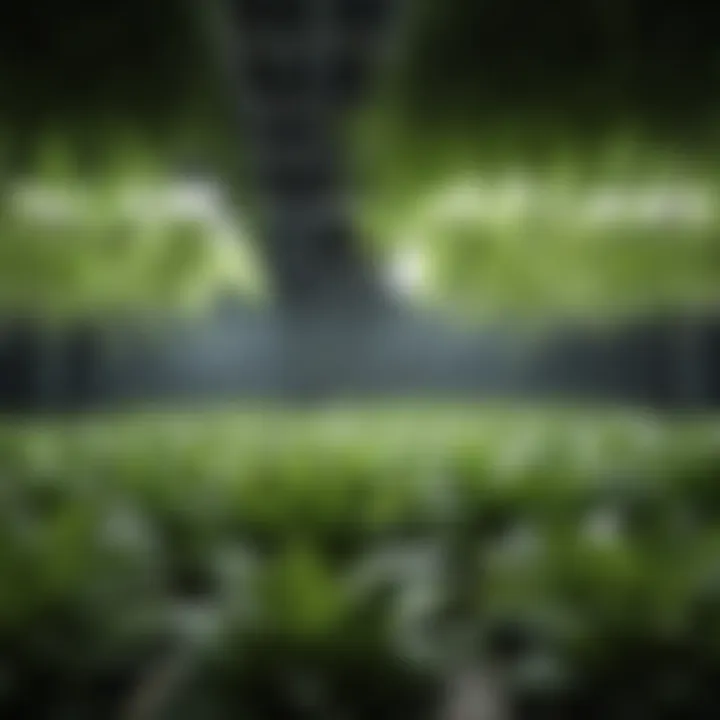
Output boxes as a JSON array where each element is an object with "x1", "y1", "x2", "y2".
[
  {"x1": 1, "y1": 408, "x2": 720, "y2": 718},
  {"x1": 3, "y1": 128, "x2": 720, "y2": 319},
  {"x1": 361, "y1": 125, "x2": 720, "y2": 319},
  {"x1": 0, "y1": 133, "x2": 265, "y2": 318}
]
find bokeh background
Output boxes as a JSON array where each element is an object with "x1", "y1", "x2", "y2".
[
  {"x1": 1, "y1": 0, "x2": 719, "y2": 316},
  {"x1": 1, "y1": 1, "x2": 720, "y2": 718}
]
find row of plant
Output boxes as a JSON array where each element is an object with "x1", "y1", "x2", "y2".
[
  {"x1": 1, "y1": 128, "x2": 719, "y2": 319},
  {"x1": 1, "y1": 407, "x2": 719, "y2": 717}
]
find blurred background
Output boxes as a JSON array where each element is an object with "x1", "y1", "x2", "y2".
[
  {"x1": 1, "y1": 0, "x2": 719, "y2": 316},
  {"x1": 1, "y1": 1, "x2": 720, "y2": 718}
]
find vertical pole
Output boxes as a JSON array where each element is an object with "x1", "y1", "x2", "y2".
[
  {"x1": 225, "y1": 0, "x2": 408, "y2": 399},
  {"x1": 226, "y1": 0, "x2": 403, "y2": 313}
]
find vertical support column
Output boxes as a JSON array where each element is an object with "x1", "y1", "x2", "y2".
[
  {"x1": 225, "y1": 0, "x2": 408, "y2": 399},
  {"x1": 227, "y1": 0, "x2": 403, "y2": 312}
]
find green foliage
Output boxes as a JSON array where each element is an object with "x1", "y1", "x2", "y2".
[
  {"x1": 363, "y1": 125, "x2": 720, "y2": 319},
  {"x1": 0, "y1": 408, "x2": 719, "y2": 716},
  {"x1": 2, "y1": 127, "x2": 719, "y2": 319},
  {"x1": 0, "y1": 134, "x2": 266, "y2": 318}
]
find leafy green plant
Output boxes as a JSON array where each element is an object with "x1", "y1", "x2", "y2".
[{"x1": 0, "y1": 407, "x2": 719, "y2": 718}]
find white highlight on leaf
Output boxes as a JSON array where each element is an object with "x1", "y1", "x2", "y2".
[{"x1": 386, "y1": 243, "x2": 430, "y2": 296}]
